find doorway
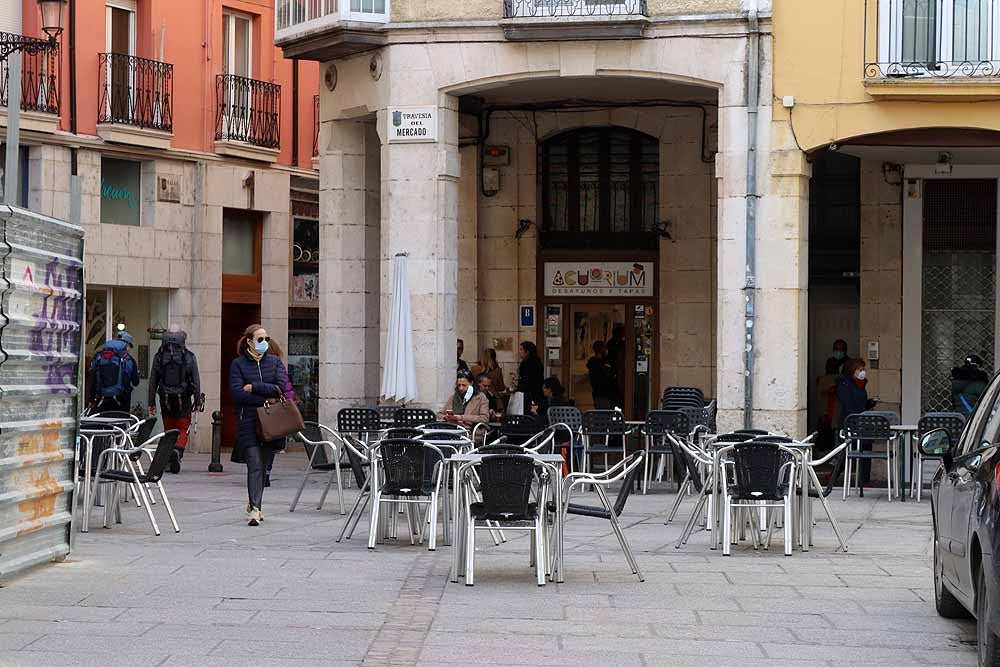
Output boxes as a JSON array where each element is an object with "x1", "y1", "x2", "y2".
[{"x1": 560, "y1": 301, "x2": 656, "y2": 419}]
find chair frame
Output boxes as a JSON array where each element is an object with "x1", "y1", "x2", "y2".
[
  {"x1": 841, "y1": 414, "x2": 898, "y2": 501},
  {"x1": 581, "y1": 410, "x2": 634, "y2": 482},
  {"x1": 718, "y1": 442, "x2": 797, "y2": 557},
  {"x1": 368, "y1": 440, "x2": 446, "y2": 551},
  {"x1": 289, "y1": 422, "x2": 350, "y2": 515}
]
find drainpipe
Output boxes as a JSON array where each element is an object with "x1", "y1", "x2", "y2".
[
  {"x1": 743, "y1": 1, "x2": 761, "y2": 429},
  {"x1": 68, "y1": 0, "x2": 77, "y2": 135}
]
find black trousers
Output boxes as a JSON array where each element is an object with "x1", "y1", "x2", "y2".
[{"x1": 244, "y1": 445, "x2": 275, "y2": 509}]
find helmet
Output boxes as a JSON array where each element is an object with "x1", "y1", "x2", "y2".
[{"x1": 966, "y1": 354, "x2": 985, "y2": 368}]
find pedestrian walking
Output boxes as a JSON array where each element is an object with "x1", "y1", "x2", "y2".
[
  {"x1": 229, "y1": 323, "x2": 290, "y2": 526},
  {"x1": 148, "y1": 324, "x2": 204, "y2": 474},
  {"x1": 88, "y1": 330, "x2": 140, "y2": 414}
]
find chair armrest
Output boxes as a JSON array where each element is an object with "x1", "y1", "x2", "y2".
[{"x1": 808, "y1": 441, "x2": 848, "y2": 467}]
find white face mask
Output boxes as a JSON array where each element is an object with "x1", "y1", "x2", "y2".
[
  {"x1": 464, "y1": 385, "x2": 474, "y2": 401},
  {"x1": 855, "y1": 370, "x2": 867, "y2": 381}
]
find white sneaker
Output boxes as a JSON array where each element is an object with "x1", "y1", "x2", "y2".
[{"x1": 247, "y1": 509, "x2": 261, "y2": 526}]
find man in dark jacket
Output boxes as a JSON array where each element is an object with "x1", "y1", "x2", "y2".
[
  {"x1": 587, "y1": 341, "x2": 616, "y2": 409},
  {"x1": 149, "y1": 325, "x2": 203, "y2": 473},
  {"x1": 952, "y1": 354, "x2": 990, "y2": 416}
]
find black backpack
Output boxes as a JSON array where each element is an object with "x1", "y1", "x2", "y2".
[{"x1": 157, "y1": 334, "x2": 189, "y2": 396}]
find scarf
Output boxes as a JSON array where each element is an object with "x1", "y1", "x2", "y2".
[
  {"x1": 451, "y1": 391, "x2": 472, "y2": 414},
  {"x1": 246, "y1": 346, "x2": 264, "y2": 363},
  {"x1": 852, "y1": 378, "x2": 867, "y2": 390}
]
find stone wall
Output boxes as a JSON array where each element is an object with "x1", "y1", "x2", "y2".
[
  {"x1": 859, "y1": 160, "x2": 903, "y2": 416},
  {"x1": 389, "y1": 0, "x2": 743, "y2": 22}
]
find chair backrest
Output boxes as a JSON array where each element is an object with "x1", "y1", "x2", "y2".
[
  {"x1": 734, "y1": 429, "x2": 769, "y2": 437},
  {"x1": 144, "y1": 429, "x2": 181, "y2": 482},
  {"x1": 297, "y1": 423, "x2": 332, "y2": 467},
  {"x1": 384, "y1": 427, "x2": 423, "y2": 440},
  {"x1": 919, "y1": 412, "x2": 967, "y2": 445},
  {"x1": 712, "y1": 432, "x2": 754, "y2": 444},
  {"x1": 645, "y1": 410, "x2": 689, "y2": 437},
  {"x1": 661, "y1": 386, "x2": 705, "y2": 410},
  {"x1": 668, "y1": 434, "x2": 704, "y2": 493},
  {"x1": 679, "y1": 407, "x2": 706, "y2": 430},
  {"x1": 547, "y1": 406, "x2": 582, "y2": 430},
  {"x1": 477, "y1": 454, "x2": 537, "y2": 519},
  {"x1": 133, "y1": 417, "x2": 157, "y2": 448},
  {"x1": 394, "y1": 408, "x2": 436, "y2": 427},
  {"x1": 338, "y1": 407, "x2": 380, "y2": 434},
  {"x1": 376, "y1": 405, "x2": 398, "y2": 425},
  {"x1": 610, "y1": 453, "x2": 645, "y2": 516},
  {"x1": 422, "y1": 421, "x2": 465, "y2": 431},
  {"x1": 582, "y1": 410, "x2": 625, "y2": 436},
  {"x1": 731, "y1": 441, "x2": 793, "y2": 501},
  {"x1": 751, "y1": 435, "x2": 794, "y2": 444},
  {"x1": 378, "y1": 439, "x2": 442, "y2": 493},
  {"x1": 476, "y1": 443, "x2": 525, "y2": 455},
  {"x1": 701, "y1": 400, "x2": 718, "y2": 432},
  {"x1": 843, "y1": 413, "x2": 892, "y2": 440},
  {"x1": 343, "y1": 439, "x2": 368, "y2": 488},
  {"x1": 500, "y1": 414, "x2": 541, "y2": 445}
]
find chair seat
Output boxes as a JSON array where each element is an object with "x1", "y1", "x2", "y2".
[
  {"x1": 99, "y1": 469, "x2": 150, "y2": 484},
  {"x1": 469, "y1": 502, "x2": 537, "y2": 522},
  {"x1": 846, "y1": 451, "x2": 891, "y2": 460},
  {"x1": 730, "y1": 485, "x2": 790, "y2": 502},
  {"x1": 563, "y1": 502, "x2": 613, "y2": 519},
  {"x1": 586, "y1": 445, "x2": 624, "y2": 454},
  {"x1": 380, "y1": 482, "x2": 437, "y2": 497}
]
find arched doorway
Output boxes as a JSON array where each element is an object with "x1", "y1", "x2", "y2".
[{"x1": 537, "y1": 126, "x2": 660, "y2": 418}]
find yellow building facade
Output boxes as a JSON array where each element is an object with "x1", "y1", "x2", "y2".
[{"x1": 774, "y1": 0, "x2": 1000, "y2": 426}]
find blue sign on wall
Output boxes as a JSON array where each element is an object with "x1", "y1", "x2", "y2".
[{"x1": 520, "y1": 305, "x2": 534, "y2": 328}]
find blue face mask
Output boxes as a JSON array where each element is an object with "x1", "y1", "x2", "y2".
[
  {"x1": 254, "y1": 340, "x2": 269, "y2": 354},
  {"x1": 832, "y1": 350, "x2": 845, "y2": 361}
]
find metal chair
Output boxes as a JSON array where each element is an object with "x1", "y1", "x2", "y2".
[
  {"x1": 499, "y1": 414, "x2": 542, "y2": 446},
  {"x1": 384, "y1": 427, "x2": 423, "y2": 440},
  {"x1": 581, "y1": 410, "x2": 631, "y2": 479},
  {"x1": 556, "y1": 451, "x2": 646, "y2": 580},
  {"x1": 548, "y1": 406, "x2": 583, "y2": 472},
  {"x1": 88, "y1": 430, "x2": 181, "y2": 536},
  {"x1": 841, "y1": 413, "x2": 898, "y2": 500},
  {"x1": 458, "y1": 454, "x2": 550, "y2": 587},
  {"x1": 289, "y1": 421, "x2": 351, "y2": 514},
  {"x1": 661, "y1": 386, "x2": 705, "y2": 411},
  {"x1": 670, "y1": 431, "x2": 753, "y2": 532},
  {"x1": 368, "y1": 439, "x2": 445, "y2": 551},
  {"x1": 394, "y1": 407, "x2": 436, "y2": 427},
  {"x1": 376, "y1": 404, "x2": 399, "y2": 428},
  {"x1": 914, "y1": 412, "x2": 966, "y2": 501},
  {"x1": 721, "y1": 441, "x2": 797, "y2": 556},
  {"x1": 336, "y1": 436, "x2": 375, "y2": 543},
  {"x1": 642, "y1": 410, "x2": 689, "y2": 493}
]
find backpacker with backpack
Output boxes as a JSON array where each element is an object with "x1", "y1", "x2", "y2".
[
  {"x1": 93, "y1": 339, "x2": 129, "y2": 399},
  {"x1": 156, "y1": 332, "x2": 191, "y2": 410}
]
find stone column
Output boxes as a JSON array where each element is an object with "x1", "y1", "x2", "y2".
[
  {"x1": 318, "y1": 118, "x2": 376, "y2": 425},
  {"x1": 378, "y1": 98, "x2": 460, "y2": 409}
]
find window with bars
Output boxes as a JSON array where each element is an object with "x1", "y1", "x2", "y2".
[{"x1": 539, "y1": 127, "x2": 659, "y2": 250}]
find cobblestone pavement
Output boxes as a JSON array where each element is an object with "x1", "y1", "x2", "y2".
[{"x1": 0, "y1": 449, "x2": 977, "y2": 666}]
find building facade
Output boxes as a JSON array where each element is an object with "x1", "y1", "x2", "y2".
[
  {"x1": 3, "y1": 0, "x2": 320, "y2": 449},
  {"x1": 773, "y1": 0, "x2": 1000, "y2": 428},
  {"x1": 276, "y1": 1, "x2": 812, "y2": 432}
]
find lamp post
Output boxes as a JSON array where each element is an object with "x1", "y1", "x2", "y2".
[{"x1": 2, "y1": 0, "x2": 66, "y2": 205}]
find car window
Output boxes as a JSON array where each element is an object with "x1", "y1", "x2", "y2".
[{"x1": 958, "y1": 373, "x2": 1000, "y2": 457}]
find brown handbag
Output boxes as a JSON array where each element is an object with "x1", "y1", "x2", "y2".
[{"x1": 256, "y1": 395, "x2": 305, "y2": 442}]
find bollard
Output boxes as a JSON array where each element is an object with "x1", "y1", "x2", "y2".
[{"x1": 209, "y1": 410, "x2": 224, "y2": 473}]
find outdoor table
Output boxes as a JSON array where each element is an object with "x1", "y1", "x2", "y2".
[
  {"x1": 890, "y1": 425, "x2": 917, "y2": 502},
  {"x1": 448, "y1": 452, "x2": 565, "y2": 583},
  {"x1": 77, "y1": 419, "x2": 134, "y2": 532}
]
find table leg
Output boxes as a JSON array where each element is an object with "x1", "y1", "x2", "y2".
[
  {"x1": 81, "y1": 435, "x2": 93, "y2": 533},
  {"x1": 555, "y1": 465, "x2": 564, "y2": 583},
  {"x1": 450, "y1": 460, "x2": 462, "y2": 583},
  {"x1": 898, "y1": 432, "x2": 908, "y2": 503},
  {"x1": 802, "y1": 451, "x2": 813, "y2": 551}
]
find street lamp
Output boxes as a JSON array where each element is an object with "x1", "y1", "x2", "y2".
[{"x1": 2, "y1": 0, "x2": 66, "y2": 205}]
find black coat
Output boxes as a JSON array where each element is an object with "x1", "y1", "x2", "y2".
[
  {"x1": 229, "y1": 351, "x2": 289, "y2": 450},
  {"x1": 516, "y1": 356, "x2": 544, "y2": 410}
]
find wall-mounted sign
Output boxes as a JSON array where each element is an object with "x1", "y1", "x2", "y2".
[
  {"x1": 520, "y1": 305, "x2": 535, "y2": 328},
  {"x1": 157, "y1": 175, "x2": 180, "y2": 202},
  {"x1": 543, "y1": 262, "x2": 653, "y2": 297},
  {"x1": 387, "y1": 106, "x2": 437, "y2": 143}
]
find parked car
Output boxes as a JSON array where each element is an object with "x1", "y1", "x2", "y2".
[{"x1": 922, "y1": 370, "x2": 1000, "y2": 665}]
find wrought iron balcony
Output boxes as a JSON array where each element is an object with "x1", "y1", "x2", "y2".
[
  {"x1": 215, "y1": 74, "x2": 281, "y2": 149},
  {"x1": 503, "y1": 0, "x2": 647, "y2": 18},
  {"x1": 0, "y1": 31, "x2": 59, "y2": 114},
  {"x1": 865, "y1": 0, "x2": 1000, "y2": 79},
  {"x1": 98, "y1": 53, "x2": 173, "y2": 131},
  {"x1": 501, "y1": 0, "x2": 649, "y2": 41},
  {"x1": 312, "y1": 94, "x2": 319, "y2": 158}
]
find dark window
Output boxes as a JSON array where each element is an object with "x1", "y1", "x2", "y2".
[
  {"x1": 539, "y1": 127, "x2": 659, "y2": 250},
  {"x1": 100, "y1": 157, "x2": 142, "y2": 226}
]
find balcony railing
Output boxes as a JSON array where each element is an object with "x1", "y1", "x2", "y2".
[
  {"x1": 98, "y1": 53, "x2": 173, "y2": 131},
  {"x1": 0, "y1": 32, "x2": 59, "y2": 114},
  {"x1": 865, "y1": 0, "x2": 1000, "y2": 78},
  {"x1": 275, "y1": 0, "x2": 388, "y2": 35},
  {"x1": 215, "y1": 74, "x2": 281, "y2": 149},
  {"x1": 503, "y1": 0, "x2": 648, "y2": 18},
  {"x1": 312, "y1": 94, "x2": 319, "y2": 158}
]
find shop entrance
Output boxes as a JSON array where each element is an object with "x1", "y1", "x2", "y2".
[{"x1": 542, "y1": 297, "x2": 657, "y2": 420}]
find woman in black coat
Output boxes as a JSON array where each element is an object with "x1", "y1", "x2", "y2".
[
  {"x1": 230, "y1": 323, "x2": 290, "y2": 526},
  {"x1": 516, "y1": 341, "x2": 544, "y2": 415}
]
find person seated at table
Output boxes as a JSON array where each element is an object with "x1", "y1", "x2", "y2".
[
  {"x1": 440, "y1": 370, "x2": 490, "y2": 427},
  {"x1": 478, "y1": 373, "x2": 504, "y2": 420}
]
